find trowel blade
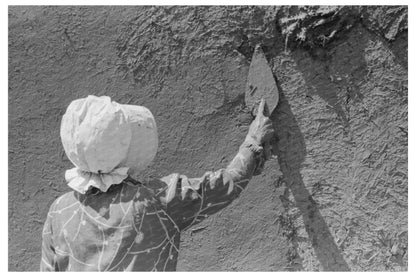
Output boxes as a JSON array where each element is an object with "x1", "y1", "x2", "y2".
[{"x1": 245, "y1": 45, "x2": 279, "y2": 116}]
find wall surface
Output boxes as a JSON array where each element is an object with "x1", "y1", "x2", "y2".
[{"x1": 8, "y1": 6, "x2": 407, "y2": 271}]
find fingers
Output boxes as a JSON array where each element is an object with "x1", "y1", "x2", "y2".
[
  {"x1": 256, "y1": 98, "x2": 267, "y2": 118},
  {"x1": 261, "y1": 117, "x2": 273, "y2": 131},
  {"x1": 264, "y1": 116, "x2": 274, "y2": 131},
  {"x1": 263, "y1": 117, "x2": 272, "y2": 126},
  {"x1": 248, "y1": 99, "x2": 275, "y2": 144}
]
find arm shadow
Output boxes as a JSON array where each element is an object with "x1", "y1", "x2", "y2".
[{"x1": 270, "y1": 91, "x2": 350, "y2": 271}]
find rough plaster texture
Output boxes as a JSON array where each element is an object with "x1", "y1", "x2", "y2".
[{"x1": 8, "y1": 6, "x2": 407, "y2": 271}]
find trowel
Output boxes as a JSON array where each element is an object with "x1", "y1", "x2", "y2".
[{"x1": 245, "y1": 44, "x2": 279, "y2": 158}]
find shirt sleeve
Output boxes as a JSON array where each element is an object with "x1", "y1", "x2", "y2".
[
  {"x1": 40, "y1": 203, "x2": 57, "y2": 271},
  {"x1": 158, "y1": 138, "x2": 265, "y2": 231}
]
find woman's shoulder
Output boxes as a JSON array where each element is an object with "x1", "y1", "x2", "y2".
[{"x1": 47, "y1": 190, "x2": 80, "y2": 215}]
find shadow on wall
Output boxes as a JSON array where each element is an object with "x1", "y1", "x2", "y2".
[
  {"x1": 274, "y1": 21, "x2": 408, "y2": 270},
  {"x1": 270, "y1": 92, "x2": 350, "y2": 271},
  {"x1": 290, "y1": 25, "x2": 372, "y2": 135},
  {"x1": 265, "y1": 25, "x2": 372, "y2": 271}
]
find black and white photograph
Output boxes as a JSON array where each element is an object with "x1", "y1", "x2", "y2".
[{"x1": 6, "y1": 3, "x2": 409, "y2": 272}]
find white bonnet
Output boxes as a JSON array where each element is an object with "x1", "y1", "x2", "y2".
[{"x1": 60, "y1": 95, "x2": 158, "y2": 194}]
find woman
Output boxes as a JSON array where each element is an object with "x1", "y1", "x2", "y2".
[{"x1": 41, "y1": 95, "x2": 274, "y2": 271}]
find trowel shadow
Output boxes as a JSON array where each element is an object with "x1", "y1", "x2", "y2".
[{"x1": 270, "y1": 92, "x2": 350, "y2": 271}]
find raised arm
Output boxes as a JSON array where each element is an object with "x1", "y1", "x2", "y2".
[{"x1": 157, "y1": 99, "x2": 274, "y2": 231}]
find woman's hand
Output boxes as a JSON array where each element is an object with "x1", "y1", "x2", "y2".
[{"x1": 246, "y1": 98, "x2": 274, "y2": 146}]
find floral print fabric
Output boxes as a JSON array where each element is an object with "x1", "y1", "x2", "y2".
[{"x1": 41, "y1": 144, "x2": 263, "y2": 271}]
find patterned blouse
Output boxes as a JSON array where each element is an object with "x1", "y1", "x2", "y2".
[{"x1": 40, "y1": 141, "x2": 264, "y2": 271}]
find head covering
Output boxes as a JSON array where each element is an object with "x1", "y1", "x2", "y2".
[{"x1": 60, "y1": 95, "x2": 158, "y2": 194}]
